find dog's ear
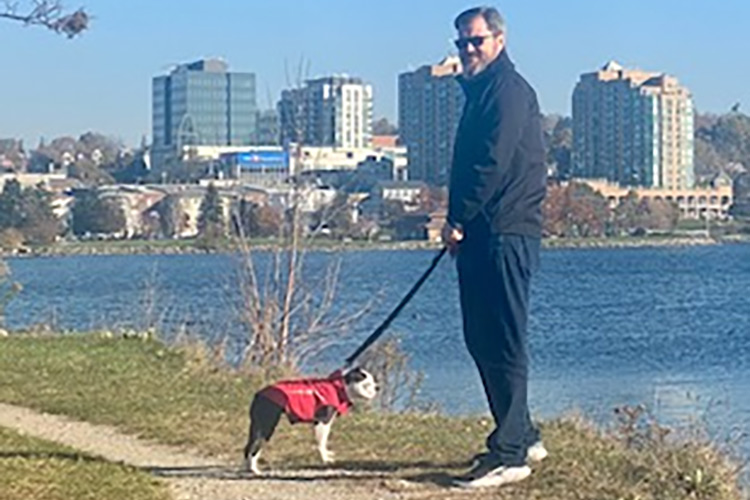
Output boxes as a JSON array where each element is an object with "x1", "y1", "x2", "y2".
[{"x1": 344, "y1": 367, "x2": 367, "y2": 384}]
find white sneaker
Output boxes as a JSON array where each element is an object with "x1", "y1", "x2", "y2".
[
  {"x1": 455, "y1": 463, "x2": 532, "y2": 489},
  {"x1": 469, "y1": 441, "x2": 548, "y2": 469},
  {"x1": 526, "y1": 441, "x2": 548, "y2": 462}
]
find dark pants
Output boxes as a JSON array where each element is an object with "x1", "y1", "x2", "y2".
[{"x1": 457, "y1": 233, "x2": 540, "y2": 466}]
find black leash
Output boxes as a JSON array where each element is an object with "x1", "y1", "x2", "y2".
[{"x1": 344, "y1": 246, "x2": 447, "y2": 367}]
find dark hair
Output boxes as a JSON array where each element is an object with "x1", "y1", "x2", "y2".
[{"x1": 454, "y1": 6, "x2": 506, "y2": 34}]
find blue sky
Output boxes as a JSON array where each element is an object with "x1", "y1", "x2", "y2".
[{"x1": 1, "y1": 1, "x2": 748, "y2": 147}]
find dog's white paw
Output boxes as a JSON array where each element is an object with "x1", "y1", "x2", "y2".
[
  {"x1": 319, "y1": 449, "x2": 336, "y2": 463},
  {"x1": 244, "y1": 457, "x2": 261, "y2": 475}
]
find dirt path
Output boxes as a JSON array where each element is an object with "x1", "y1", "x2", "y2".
[{"x1": 0, "y1": 402, "x2": 450, "y2": 500}]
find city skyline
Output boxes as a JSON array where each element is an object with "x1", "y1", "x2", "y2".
[{"x1": 2, "y1": 0, "x2": 749, "y2": 147}]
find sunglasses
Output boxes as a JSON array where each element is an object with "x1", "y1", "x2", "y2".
[{"x1": 454, "y1": 34, "x2": 494, "y2": 50}]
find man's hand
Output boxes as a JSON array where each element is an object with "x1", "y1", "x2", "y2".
[{"x1": 441, "y1": 222, "x2": 464, "y2": 256}]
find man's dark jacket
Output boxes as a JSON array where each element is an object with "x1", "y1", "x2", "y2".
[{"x1": 448, "y1": 50, "x2": 547, "y2": 238}]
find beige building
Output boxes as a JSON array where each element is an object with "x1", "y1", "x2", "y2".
[
  {"x1": 399, "y1": 56, "x2": 464, "y2": 185},
  {"x1": 378, "y1": 181, "x2": 428, "y2": 211},
  {"x1": 0, "y1": 172, "x2": 67, "y2": 191},
  {"x1": 98, "y1": 186, "x2": 168, "y2": 239},
  {"x1": 93, "y1": 184, "x2": 268, "y2": 239},
  {"x1": 573, "y1": 61, "x2": 695, "y2": 189},
  {"x1": 578, "y1": 179, "x2": 732, "y2": 220},
  {"x1": 291, "y1": 145, "x2": 407, "y2": 175}
]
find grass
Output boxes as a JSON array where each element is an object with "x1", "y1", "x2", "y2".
[
  {"x1": 0, "y1": 334, "x2": 745, "y2": 499},
  {"x1": 0, "y1": 425, "x2": 169, "y2": 500}
]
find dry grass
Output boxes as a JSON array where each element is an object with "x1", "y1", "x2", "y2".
[
  {"x1": 0, "y1": 334, "x2": 745, "y2": 500},
  {"x1": 0, "y1": 426, "x2": 168, "y2": 500}
]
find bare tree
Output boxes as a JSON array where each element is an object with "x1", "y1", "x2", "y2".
[
  {"x1": 1, "y1": 258, "x2": 22, "y2": 331},
  {"x1": 227, "y1": 58, "x2": 384, "y2": 375},
  {"x1": 1, "y1": 1, "x2": 89, "y2": 37},
  {"x1": 232, "y1": 224, "x2": 377, "y2": 373},
  {"x1": 359, "y1": 336, "x2": 428, "y2": 413}
]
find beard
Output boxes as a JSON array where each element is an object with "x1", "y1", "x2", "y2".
[{"x1": 461, "y1": 55, "x2": 489, "y2": 78}]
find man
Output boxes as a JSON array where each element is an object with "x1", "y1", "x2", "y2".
[{"x1": 442, "y1": 6, "x2": 548, "y2": 489}]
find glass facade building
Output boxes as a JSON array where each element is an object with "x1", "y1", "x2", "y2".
[{"x1": 152, "y1": 59, "x2": 257, "y2": 155}]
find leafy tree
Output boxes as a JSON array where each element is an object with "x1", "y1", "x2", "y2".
[
  {"x1": 730, "y1": 173, "x2": 750, "y2": 219},
  {"x1": 694, "y1": 136, "x2": 725, "y2": 180},
  {"x1": 711, "y1": 113, "x2": 750, "y2": 167},
  {"x1": 146, "y1": 158, "x2": 211, "y2": 184},
  {"x1": 642, "y1": 198, "x2": 679, "y2": 232},
  {"x1": 77, "y1": 132, "x2": 120, "y2": 166},
  {"x1": 71, "y1": 191, "x2": 126, "y2": 236},
  {"x1": 234, "y1": 200, "x2": 281, "y2": 238},
  {"x1": 549, "y1": 117, "x2": 573, "y2": 179},
  {"x1": 18, "y1": 187, "x2": 60, "y2": 244},
  {"x1": 612, "y1": 191, "x2": 643, "y2": 234},
  {"x1": 197, "y1": 184, "x2": 225, "y2": 241},
  {"x1": 28, "y1": 150, "x2": 55, "y2": 173},
  {"x1": 541, "y1": 115, "x2": 573, "y2": 179},
  {"x1": 0, "y1": 180, "x2": 25, "y2": 230},
  {"x1": 26, "y1": 132, "x2": 121, "y2": 182},
  {"x1": 381, "y1": 199, "x2": 406, "y2": 225},
  {"x1": 139, "y1": 211, "x2": 161, "y2": 240},
  {"x1": 372, "y1": 117, "x2": 398, "y2": 136},
  {"x1": 612, "y1": 191, "x2": 678, "y2": 235},
  {"x1": 311, "y1": 193, "x2": 355, "y2": 238},
  {"x1": 694, "y1": 111, "x2": 750, "y2": 181},
  {"x1": 542, "y1": 182, "x2": 610, "y2": 237},
  {"x1": 0, "y1": 139, "x2": 26, "y2": 171},
  {"x1": 155, "y1": 195, "x2": 185, "y2": 238},
  {"x1": 0, "y1": 181, "x2": 59, "y2": 244},
  {"x1": 111, "y1": 153, "x2": 149, "y2": 184},
  {"x1": 416, "y1": 186, "x2": 447, "y2": 213},
  {"x1": 68, "y1": 158, "x2": 116, "y2": 186}
]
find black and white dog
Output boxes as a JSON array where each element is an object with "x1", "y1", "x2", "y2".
[{"x1": 243, "y1": 367, "x2": 378, "y2": 474}]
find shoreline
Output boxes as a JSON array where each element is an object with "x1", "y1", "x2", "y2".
[{"x1": 2, "y1": 234, "x2": 745, "y2": 259}]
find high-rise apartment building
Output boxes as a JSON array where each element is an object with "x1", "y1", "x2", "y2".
[
  {"x1": 398, "y1": 56, "x2": 464, "y2": 185},
  {"x1": 572, "y1": 61, "x2": 694, "y2": 189},
  {"x1": 278, "y1": 76, "x2": 373, "y2": 149}
]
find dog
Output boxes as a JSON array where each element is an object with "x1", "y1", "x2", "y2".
[{"x1": 242, "y1": 367, "x2": 378, "y2": 474}]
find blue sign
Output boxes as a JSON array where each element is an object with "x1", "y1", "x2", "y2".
[{"x1": 222, "y1": 150, "x2": 289, "y2": 172}]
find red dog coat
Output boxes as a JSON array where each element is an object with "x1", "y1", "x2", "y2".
[{"x1": 258, "y1": 371, "x2": 353, "y2": 423}]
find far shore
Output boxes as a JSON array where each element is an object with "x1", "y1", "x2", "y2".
[{"x1": 3, "y1": 233, "x2": 747, "y2": 259}]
